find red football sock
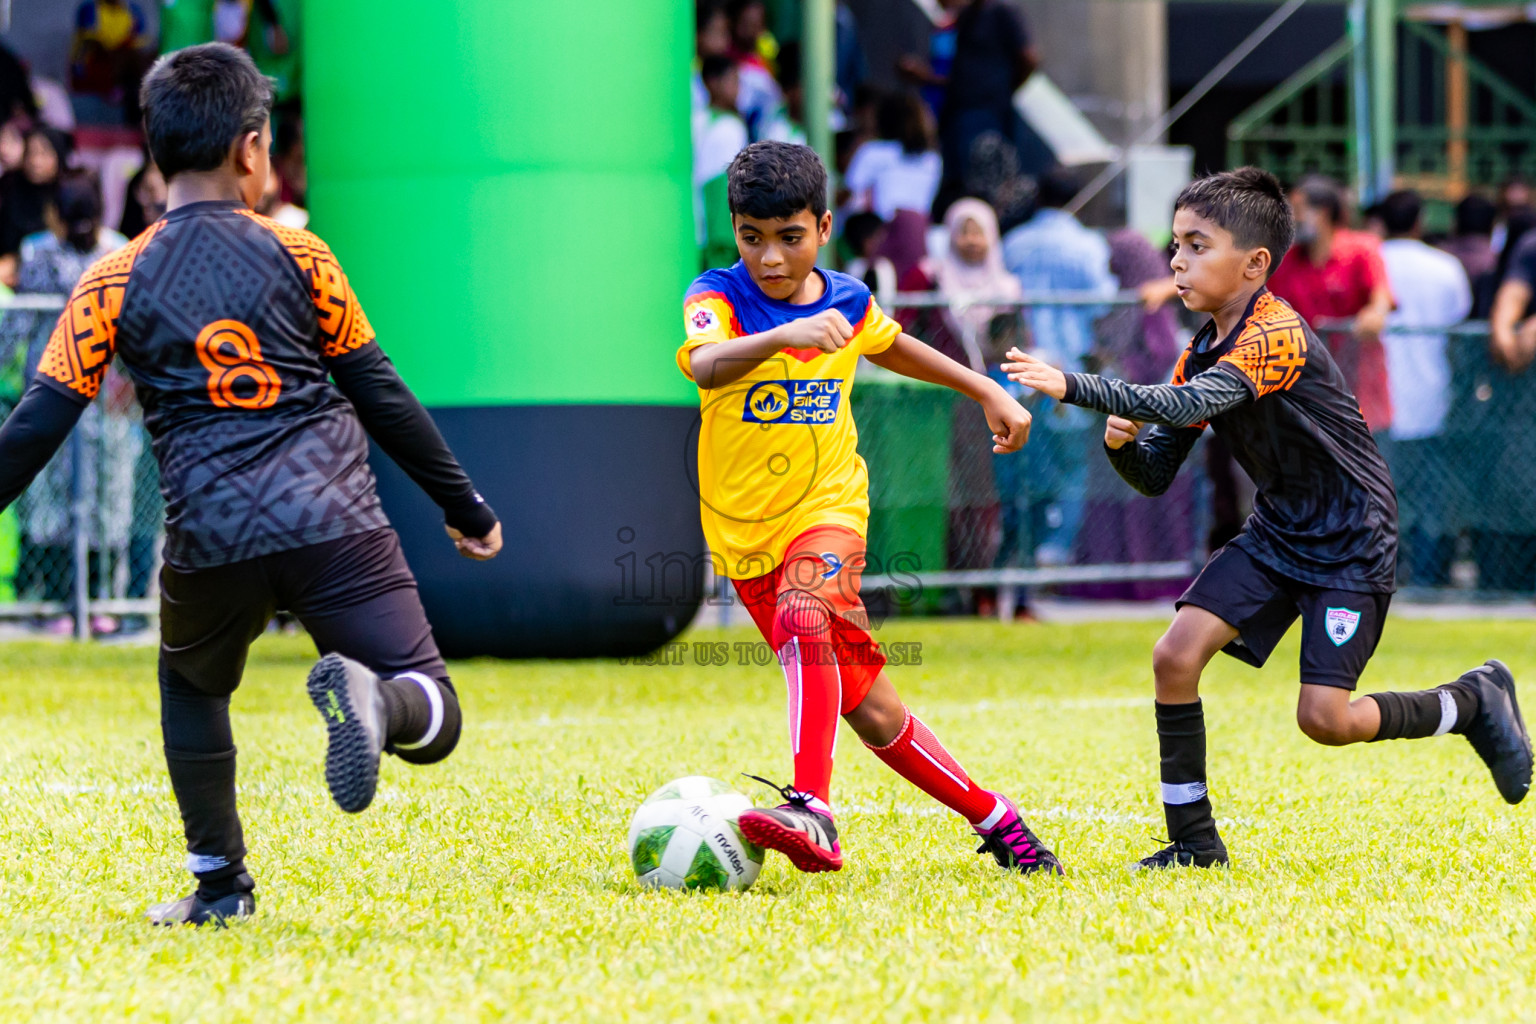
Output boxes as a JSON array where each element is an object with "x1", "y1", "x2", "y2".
[
  {"x1": 772, "y1": 592, "x2": 842, "y2": 808},
  {"x1": 866, "y1": 708, "x2": 1001, "y2": 825}
]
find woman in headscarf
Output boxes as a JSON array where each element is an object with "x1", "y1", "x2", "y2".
[
  {"x1": 932, "y1": 196, "x2": 1023, "y2": 359},
  {"x1": 898, "y1": 196, "x2": 1022, "y2": 368}
]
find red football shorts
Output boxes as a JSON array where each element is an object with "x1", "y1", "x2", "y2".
[{"x1": 731, "y1": 524, "x2": 886, "y2": 714}]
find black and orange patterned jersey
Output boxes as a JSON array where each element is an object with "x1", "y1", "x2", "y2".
[
  {"x1": 1180, "y1": 289, "x2": 1398, "y2": 592},
  {"x1": 36, "y1": 199, "x2": 388, "y2": 568}
]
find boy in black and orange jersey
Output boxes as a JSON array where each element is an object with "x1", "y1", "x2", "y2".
[
  {"x1": 0, "y1": 44, "x2": 502, "y2": 924},
  {"x1": 1004, "y1": 168, "x2": 1530, "y2": 869}
]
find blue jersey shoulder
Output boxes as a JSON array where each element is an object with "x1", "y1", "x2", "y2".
[
  {"x1": 684, "y1": 265, "x2": 742, "y2": 303},
  {"x1": 820, "y1": 269, "x2": 875, "y2": 326},
  {"x1": 687, "y1": 264, "x2": 873, "y2": 329}
]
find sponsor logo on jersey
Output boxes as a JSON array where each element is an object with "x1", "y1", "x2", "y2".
[
  {"x1": 1325, "y1": 607, "x2": 1361, "y2": 646},
  {"x1": 691, "y1": 307, "x2": 718, "y2": 332},
  {"x1": 742, "y1": 379, "x2": 843, "y2": 424}
]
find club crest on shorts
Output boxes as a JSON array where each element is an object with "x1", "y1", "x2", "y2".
[{"x1": 1324, "y1": 607, "x2": 1361, "y2": 646}]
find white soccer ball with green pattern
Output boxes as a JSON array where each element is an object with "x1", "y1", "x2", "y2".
[{"x1": 628, "y1": 776, "x2": 763, "y2": 891}]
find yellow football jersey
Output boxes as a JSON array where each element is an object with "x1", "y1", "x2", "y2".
[{"x1": 677, "y1": 264, "x2": 902, "y2": 579}]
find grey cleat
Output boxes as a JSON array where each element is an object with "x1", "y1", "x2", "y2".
[
  {"x1": 1461, "y1": 659, "x2": 1532, "y2": 805},
  {"x1": 306, "y1": 653, "x2": 387, "y2": 813},
  {"x1": 147, "y1": 888, "x2": 255, "y2": 927}
]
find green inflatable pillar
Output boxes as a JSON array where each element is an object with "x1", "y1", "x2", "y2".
[{"x1": 303, "y1": 1, "x2": 704, "y2": 657}]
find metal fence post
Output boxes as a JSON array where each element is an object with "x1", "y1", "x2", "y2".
[{"x1": 69, "y1": 429, "x2": 89, "y2": 641}]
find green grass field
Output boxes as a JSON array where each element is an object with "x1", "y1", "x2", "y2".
[{"x1": 2, "y1": 617, "x2": 1534, "y2": 1022}]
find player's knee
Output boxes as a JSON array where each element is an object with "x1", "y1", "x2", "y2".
[
  {"x1": 771, "y1": 587, "x2": 832, "y2": 646},
  {"x1": 159, "y1": 660, "x2": 238, "y2": 700},
  {"x1": 389, "y1": 675, "x2": 462, "y2": 765},
  {"x1": 1152, "y1": 632, "x2": 1203, "y2": 687},
  {"x1": 1295, "y1": 702, "x2": 1351, "y2": 746},
  {"x1": 846, "y1": 690, "x2": 904, "y2": 746}
]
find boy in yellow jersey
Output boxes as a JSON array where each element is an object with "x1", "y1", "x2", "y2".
[{"x1": 677, "y1": 141, "x2": 1062, "y2": 875}]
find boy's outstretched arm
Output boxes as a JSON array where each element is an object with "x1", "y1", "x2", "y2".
[
  {"x1": 328, "y1": 346, "x2": 502, "y2": 560},
  {"x1": 866, "y1": 333, "x2": 1030, "y2": 453},
  {"x1": 1001, "y1": 348, "x2": 1250, "y2": 428},
  {"x1": 687, "y1": 309, "x2": 854, "y2": 390},
  {"x1": 0, "y1": 380, "x2": 87, "y2": 513},
  {"x1": 1103, "y1": 416, "x2": 1202, "y2": 498}
]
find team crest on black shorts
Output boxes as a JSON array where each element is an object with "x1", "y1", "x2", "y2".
[{"x1": 1325, "y1": 607, "x2": 1361, "y2": 646}]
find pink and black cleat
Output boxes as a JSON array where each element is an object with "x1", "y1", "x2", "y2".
[
  {"x1": 973, "y1": 795, "x2": 1064, "y2": 875},
  {"x1": 738, "y1": 775, "x2": 843, "y2": 873}
]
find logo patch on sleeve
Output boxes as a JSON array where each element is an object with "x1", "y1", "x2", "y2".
[
  {"x1": 742, "y1": 379, "x2": 843, "y2": 424},
  {"x1": 690, "y1": 307, "x2": 719, "y2": 332},
  {"x1": 1324, "y1": 607, "x2": 1361, "y2": 646}
]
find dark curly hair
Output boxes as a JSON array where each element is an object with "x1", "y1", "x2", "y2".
[{"x1": 727, "y1": 141, "x2": 828, "y2": 221}]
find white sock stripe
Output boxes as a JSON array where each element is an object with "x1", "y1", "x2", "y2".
[
  {"x1": 976, "y1": 796, "x2": 1007, "y2": 831},
  {"x1": 186, "y1": 853, "x2": 228, "y2": 874},
  {"x1": 1160, "y1": 780, "x2": 1209, "y2": 805},
  {"x1": 913, "y1": 741, "x2": 967, "y2": 788},
  {"x1": 778, "y1": 639, "x2": 803, "y2": 755},
  {"x1": 794, "y1": 638, "x2": 804, "y2": 755},
  {"x1": 391, "y1": 672, "x2": 444, "y2": 750},
  {"x1": 1433, "y1": 688, "x2": 1458, "y2": 737}
]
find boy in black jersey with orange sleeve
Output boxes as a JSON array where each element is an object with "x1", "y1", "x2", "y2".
[
  {"x1": 1003, "y1": 168, "x2": 1530, "y2": 869},
  {"x1": 0, "y1": 44, "x2": 502, "y2": 924}
]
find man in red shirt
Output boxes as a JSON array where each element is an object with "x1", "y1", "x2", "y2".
[{"x1": 1268, "y1": 176, "x2": 1396, "y2": 432}]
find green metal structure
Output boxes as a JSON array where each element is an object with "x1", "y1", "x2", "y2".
[{"x1": 1228, "y1": 0, "x2": 1536, "y2": 203}]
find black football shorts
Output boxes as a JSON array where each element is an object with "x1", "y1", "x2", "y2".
[
  {"x1": 160, "y1": 526, "x2": 447, "y2": 696},
  {"x1": 1176, "y1": 543, "x2": 1391, "y2": 690}
]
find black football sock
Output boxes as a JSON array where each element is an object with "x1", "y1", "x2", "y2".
[
  {"x1": 1369, "y1": 680, "x2": 1479, "y2": 741},
  {"x1": 380, "y1": 672, "x2": 462, "y2": 765},
  {"x1": 160, "y1": 665, "x2": 251, "y2": 898},
  {"x1": 1156, "y1": 700, "x2": 1217, "y2": 842},
  {"x1": 164, "y1": 748, "x2": 253, "y2": 899}
]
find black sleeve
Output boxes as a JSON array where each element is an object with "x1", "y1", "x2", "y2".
[
  {"x1": 0, "y1": 379, "x2": 87, "y2": 513},
  {"x1": 1105, "y1": 424, "x2": 1203, "y2": 498},
  {"x1": 328, "y1": 346, "x2": 498, "y2": 538},
  {"x1": 1062, "y1": 366, "x2": 1252, "y2": 428}
]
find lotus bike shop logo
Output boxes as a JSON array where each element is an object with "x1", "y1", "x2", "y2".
[
  {"x1": 741, "y1": 378, "x2": 842, "y2": 424},
  {"x1": 684, "y1": 370, "x2": 839, "y2": 532}
]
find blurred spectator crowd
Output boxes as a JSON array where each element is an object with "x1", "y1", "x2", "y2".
[
  {"x1": 694, "y1": 0, "x2": 1536, "y2": 601},
  {"x1": 0, "y1": 1, "x2": 1532, "y2": 630},
  {"x1": 0, "y1": 1, "x2": 307, "y2": 634}
]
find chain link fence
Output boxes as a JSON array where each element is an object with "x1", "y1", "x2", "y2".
[
  {"x1": 1, "y1": 289, "x2": 1531, "y2": 640},
  {"x1": 852, "y1": 291, "x2": 1206, "y2": 619},
  {"x1": 848, "y1": 291, "x2": 1536, "y2": 618},
  {"x1": 0, "y1": 294, "x2": 161, "y2": 639}
]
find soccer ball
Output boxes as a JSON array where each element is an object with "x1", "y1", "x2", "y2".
[{"x1": 627, "y1": 776, "x2": 763, "y2": 891}]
